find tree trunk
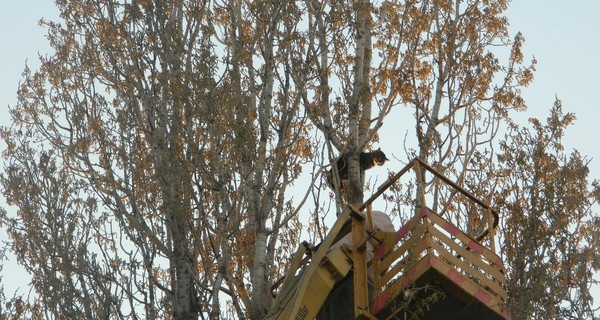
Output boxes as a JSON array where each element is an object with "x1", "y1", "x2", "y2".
[
  {"x1": 169, "y1": 214, "x2": 198, "y2": 320},
  {"x1": 346, "y1": 0, "x2": 372, "y2": 207}
]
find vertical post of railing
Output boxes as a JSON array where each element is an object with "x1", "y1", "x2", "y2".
[
  {"x1": 366, "y1": 203, "x2": 381, "y2": 294},
  {"x1": 413, "y1": 160, "x2": 433, "y2": 256},
  {"x1": 350, "y1": 205, "x2": 370, "y2": 319},
  {"x1": 486, "y1": 206, "x2": 496, "y2": 253},
  {"x1": 366, "y1": 203, "x2": 375, "y2": 237},
  {"x1": 414, "y1": 160, "x2": 426, "y2": 209}
]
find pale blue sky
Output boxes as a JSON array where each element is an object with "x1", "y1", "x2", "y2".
[
  {"x1": 506, "y1": 1, "x2": 600, "y2": 162},
  {"x1": 0, "y1": 0, "x2": 599, "y2": 306}
]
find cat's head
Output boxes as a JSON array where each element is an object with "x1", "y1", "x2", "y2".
[{"x1": 372, "y1": 148, "x2": 389, "y2": 165}]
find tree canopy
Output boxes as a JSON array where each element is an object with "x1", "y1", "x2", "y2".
[{"x1": 0, "y1": 0, "x2": 598, "y2": 319}]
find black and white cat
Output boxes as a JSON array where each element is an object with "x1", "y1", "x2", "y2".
[{"x1": 327, "y1": 148, "x2": 389, "y2": 188}]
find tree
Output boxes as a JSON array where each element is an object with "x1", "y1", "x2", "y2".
[
  {"x1": 296, "y1": 0, "x2": 383, "y2": 210},
  {"x1": 367, "y1": 0, "x2": 535, "y2": 236},
  {"x1": 497, "y1": 101, "x2": 600, "y2": 319},
  {"x1": 1, "y1": 0, "x2": 311, "y2": 319},
  {"x1": 301, "y1": 0, "x2": 535, "y2": 230},
  {"x1": 1, "y1": 0, "x2": 599, "y2": 319}
]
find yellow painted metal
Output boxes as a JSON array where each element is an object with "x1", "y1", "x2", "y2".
[
  {"x1": 350, "y1": 205, "x2": 370, "y2": 318},
  {"x1": 265, "y1": 245, "x2": 352, "y2": 320},
  {"x1": 266, "y1": 208, "x2": 354, "y2": 320},
  {"x1": 269, "y1": 243, "x2": 311, "y2": 311}
]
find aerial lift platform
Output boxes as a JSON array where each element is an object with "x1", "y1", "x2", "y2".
[{"x1": 266, "y1": 158, "x2": 511, "y2": 320}]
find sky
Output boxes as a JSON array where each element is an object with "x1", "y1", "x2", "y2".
[
  {"x1": 506, "y1": 1, "x2": 600, "y2": 160},
  {"x1": 1, "y1": 0, "x2": 599, "y2": 308}
]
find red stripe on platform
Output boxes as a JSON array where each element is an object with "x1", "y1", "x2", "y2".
[
  {"x1": 467, "y1": 240, "x2": 485, "y2": 254},
  {"x1": 501, "y1": 309, "x2": 512, "y2": 320},
  {"x1": 421, "y1": 206, "x2": 432, "y2": 217},
  {"x1": 374, "y1": 243, "x2": 386, "y2": 259},
  {"x1": 395, "y1": 222, "x2": 412, "y2": 242},
  {"x1": 475, "y1": 288, "x2": 492, "y2": 304},
  {"x1": 446, "y1": 267, "x2": 466, "y2": 285},
  {"x1": 372, "y1": 290, "x2": 390, "y2": 314},
  {"x1": 441, "y1": 221, "x2": 460, "y2": 236},
  {"x1": 372, "y1": 268, "x2": 416, "y2": 314},
  {"x1": 494, "y1": 256, "x2": 504, "y2": 268},
  {"x1": 427, "y1": 254, "x2": 437, "y2": 266},
  {"x1": 402, "y1": 268, "x2": 417, "y2": 288}
]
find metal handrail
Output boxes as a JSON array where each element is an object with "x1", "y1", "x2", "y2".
[{"x1": 361, "y1": 158, "x2": 499, "y2": 243}]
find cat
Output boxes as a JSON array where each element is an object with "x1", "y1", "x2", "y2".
[{"x1": 327, "y1": 148, "x2": 389, "y2": 188}]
